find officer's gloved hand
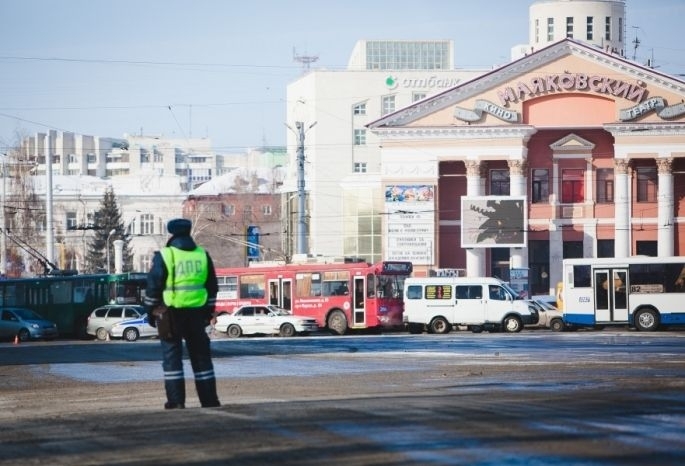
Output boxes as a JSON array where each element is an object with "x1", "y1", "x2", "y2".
[
  {"x1": 148, "y1": 314, "x2": 157, "y2": 328},
  {"x1": 205, "y1": 307, "x2": 217, "y2": 326}
]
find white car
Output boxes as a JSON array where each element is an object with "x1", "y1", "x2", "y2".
[
  {"x1": 86, "y1": 305, "x2": 146, "y2": 341},
  {"x1": 526, "y1": 299, "x2": 565, "y2": 332},
  {"x1": 215, "y1": 305, "x2": 319, "y2": 338},
  {"x1": 108, "y1": 314, "x2": 158, "y2": 342}
]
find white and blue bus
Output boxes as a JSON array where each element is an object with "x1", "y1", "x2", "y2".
[{"x1": 561, "y1": 256, "x2": 685, "y2": 331}]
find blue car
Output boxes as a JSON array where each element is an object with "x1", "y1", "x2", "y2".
[{"x1": 0, "y1": 307, "x2": 59, "y2": 342}]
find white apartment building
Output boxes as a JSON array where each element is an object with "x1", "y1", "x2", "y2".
[
  {"x1": 16, "y1": 131, "x2": 287, "y2": 273},
  {"x1": 23, "y1": 130, "x2": 217, "y2": 191},
  {"x1": 284, "y1": 40, "x2": 487, "y2": 262},
  {"x1": 24, "y1": 174, "x2": 185, "y2": 273}
]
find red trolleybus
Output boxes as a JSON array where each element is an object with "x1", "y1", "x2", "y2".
[{"x1": 214, "y1": 260, "x2": 413, "y2": 334}]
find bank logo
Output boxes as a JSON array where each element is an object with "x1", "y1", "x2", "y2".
[{"x1": 385, "y1": 75, "x2": 399, "y2": 90}]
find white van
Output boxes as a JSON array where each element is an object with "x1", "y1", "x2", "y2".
[{"x1": 403, "y1": 276, "x2": 539, "y2": 334}]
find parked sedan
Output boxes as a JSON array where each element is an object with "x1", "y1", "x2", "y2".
[
  {"x1": 109, "y1": 314, "x2": 158, "y2": 342},
  {"x1": 526, "y1": 299, "x2": 565, "y2": 331},
  {"x1": 215, "y1": 305, "x2": 319, "y2": 338},
  {"x1": 0, "y1": 307, "x2": 58, "y2": 341}
]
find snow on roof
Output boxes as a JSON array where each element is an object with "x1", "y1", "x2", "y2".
[
  {"x1": 190, "y1": 166, "x2": 285, "y2": 195},
  {"x1": 31, "y1": 174, "x2": 185, "y2": 196}
]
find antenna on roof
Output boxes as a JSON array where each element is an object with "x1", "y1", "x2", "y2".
[
  {"x1": 632, "y1": 26, "x2": 641, "y2": 61},
  {"x1": 293, "y1": 47, "x2": 319, "y2": 72}
]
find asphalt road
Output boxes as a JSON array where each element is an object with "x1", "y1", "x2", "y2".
[{"x1": 2, "y1": 330, "x2": 685, "y2": 465}]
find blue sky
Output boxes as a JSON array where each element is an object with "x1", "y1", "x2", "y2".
[{"x1": 1, "y1": 0, "x2": 683, "y2": 153}]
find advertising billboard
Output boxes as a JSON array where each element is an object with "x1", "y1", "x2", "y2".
[
  {"x1": 384, "y1": 185, "x2": 435, "y2": 265},
  {"x1": 461, "y1": 196, "x2": 527, "y2": 248},
  {"x1": 246, "y1": 225, "x2": 260, "y2": 259}
]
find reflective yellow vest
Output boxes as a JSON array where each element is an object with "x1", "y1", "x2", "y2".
[{"x1": 159, "y1": 246, "x2": 209, "y2": 308}]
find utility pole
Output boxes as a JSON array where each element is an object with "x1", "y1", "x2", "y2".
[
  {"x1": 295, "y1": 122, "x2": 307, "y2": 255},
  {"x1": 45, "y1": 137, "x2": 55, "y2": 266},
  {"x1": 287, "y1": 120, "x2": 316, "y2": 256},
  {"x1": 285, "y1": 121, "x2": 316, "y2": 254}
]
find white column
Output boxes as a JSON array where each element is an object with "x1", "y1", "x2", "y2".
[
  {"x1": 657, "y1": 158, "x2": 674, "y2": 257},
  {"x1": 584, "y1": 157, "x2": 596, "y2": 257},
  {"x1": 614, "y1": 159, "x2": 631, "y2": 258},
  {"x1": 465, "y1": 160, "x2": 484, "y2": 277},
  {"x1": 508, "y1": 159, "x2": 527, "y2": 269},
  {"x1": 549, "y1": 225, "x2": 563, "y2": 295}
]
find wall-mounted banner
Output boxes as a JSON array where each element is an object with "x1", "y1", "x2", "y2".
[
  {"x1": 385, "y1": 185, "x2": 434, "y2": 203},
  {"x1": 619, "y1": 97, "x2": 685, "y2": 121},
  {"x1": 461, "y1": 196, "x2": 527, "y2": 248},
  {"x1": 385, "y1": 185, "x2": 435, "y2": 265},
  {"x1": 454, "y1": 99, "x2": 520, "y2": 123},
  {"x1": 509, "y1": 268, "x2": 530, "y2": 299}
]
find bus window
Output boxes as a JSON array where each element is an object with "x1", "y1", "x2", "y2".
[
  {"x1": 354, "y1": 281, "x2": 364, "y2": 308},
  {"x1": 366, "y1": 274, "x2": 376, "y2": 297},
  {"x1": 456, "y1": 285, "x2": 482, "y2": 300},
  {"x1": 50, "y1": 280, "x2": 72, "y2": 305},
  {"x1": 321, "y1": 271, "x2": 350, "y2": 297},
  {"x1": 489, "y1": 285, "x2": 506, "y2": 300},
  {"x1": 218, "y1": 276, "x2": 238, "y2": 299},
  {"x1": 282, "y1": 282, "x2": 292, "y2": 310},
  {"x1": 296, "y1": 273, "x2": 320, "y2": 297},
  {"x1": 406, "y1": 285, "x2": 422, "y2": 300},
  {"x1": 378, "y1": 277, "x2": 399, "y2": 298},
  {"x1": 269, "y1": 282, "x2": 278, "y2": 305},
  {"x1": 595, "y1": 271, "x2": 609, "y2": 310},
  {"x1": 614, "y1": 271, "x2": 627, "y2": 309},
  {"x1": 573, "y1": 265, "x2": 592, "y2": 287},
  {"x1": 240, "y1": 274, "x2": 265, "y2": 299},
  {"x1": 674, "y1": 263, "x2": 685, "y2": 291}
]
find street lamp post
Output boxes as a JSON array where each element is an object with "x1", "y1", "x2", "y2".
[{"x1": 106, "y1": 229, "x2": 116, "y2": 274}]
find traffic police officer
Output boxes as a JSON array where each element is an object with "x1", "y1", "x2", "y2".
[{"x1": 144, "y1": 218, "x2": 221, "y2": 409}]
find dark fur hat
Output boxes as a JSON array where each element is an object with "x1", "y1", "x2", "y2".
[{"x1": 167, "y1": 218, "x2": 192, "y2": 236}]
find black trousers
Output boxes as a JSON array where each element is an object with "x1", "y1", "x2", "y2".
[{"x1": 160, "y1": 309, "x2": 220, "y2": 407}]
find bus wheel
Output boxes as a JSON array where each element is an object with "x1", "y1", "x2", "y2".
[
  {"x1": 327, "y1": 311, "x2": 348, "y2": 335},
  {"x1": 503, "y1": 315, "x2": 523, "y2": 333},
  {"x1": 635, "y1": 309, "x2": 660, "y2": 332},
  {"x1": 279, "y1": 323, "x2": 296, "y2": 337},
  {"x1": 227, "y1": 324, "x2": 242, "y2": 338},
  {"x1": 550, "y1": 318, "x2": 565, "y2": 332},
  {"x1": 429, "y1": 317, "x2": 450, "y2": 334},
  {"x1": 407, "y1": 323, "x2": 423, "y2": 334}
]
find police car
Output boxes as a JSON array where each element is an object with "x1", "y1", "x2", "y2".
[{"x1": 108, "y1": 314, "x2": 158, "y2": 342}]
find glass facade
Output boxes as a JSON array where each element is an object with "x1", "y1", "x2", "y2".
[
  {"x1": 365, "y1": 41, "x2": 451, "y2": 70},
  {"x1": 343, "y1": 188, "x2": 382, "y2": 263}
]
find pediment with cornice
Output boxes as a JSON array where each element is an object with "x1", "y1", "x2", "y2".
[
  {"x1": 549, "y1": 133, "x2": 596, "y2": 152},
  {"x1": 368, "y1": 38, "x2": 685, "y2": 131}
]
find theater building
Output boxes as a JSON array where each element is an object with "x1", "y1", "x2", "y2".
[{"x1": 368, "y1": 38, "x2": 685, "y2": 295}]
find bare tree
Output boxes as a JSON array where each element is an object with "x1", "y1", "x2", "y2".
[{"x1": 2, "y1": 134, "x2": 48, "y2": 276}]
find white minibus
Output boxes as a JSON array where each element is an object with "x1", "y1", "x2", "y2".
[{"x1": 403, "y1": 276, "x2": 539, "y2": 334}]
